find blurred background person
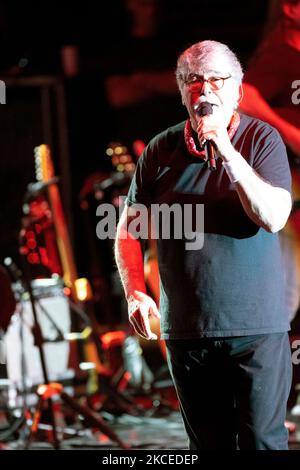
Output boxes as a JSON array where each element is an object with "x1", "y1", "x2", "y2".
[{"x1": 239, "y1": 0, "x2": 300, "y2": 324}]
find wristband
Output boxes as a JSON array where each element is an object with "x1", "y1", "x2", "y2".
[{"x1": 222, "y1": 155, "x2": 251, "y2": 183}]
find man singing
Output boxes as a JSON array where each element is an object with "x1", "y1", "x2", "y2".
[{"x1": 115, "y1": 40, "x2": 292, "y2": 450}]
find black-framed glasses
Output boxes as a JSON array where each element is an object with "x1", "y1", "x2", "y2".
[{"x1": 184, "y1": 74, "x2": 232, "y2": 92}]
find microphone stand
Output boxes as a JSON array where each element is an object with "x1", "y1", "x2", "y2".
[{"x1": 18, "y1": 253, "x2": 60, "y2": 449}]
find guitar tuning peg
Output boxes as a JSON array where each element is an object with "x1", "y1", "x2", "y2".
[{"x1": 106, "y1": 147, "x2": 114, "y2": 157}]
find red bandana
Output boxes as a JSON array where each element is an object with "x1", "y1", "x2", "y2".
[{"x1": 184, "y1": 111, "x2": 240, "y2": 160}]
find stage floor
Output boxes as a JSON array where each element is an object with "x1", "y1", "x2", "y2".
[
  {"x1": 1, "y1": 361, "x2": 300, "y2": 451},
  {"x1": 1, "y1": 403, "x2": 300, "y2": 451}
]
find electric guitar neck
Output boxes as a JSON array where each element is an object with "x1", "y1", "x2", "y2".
[{"x1": 34, "y1": 144, "x2": 78, "y2": 301}]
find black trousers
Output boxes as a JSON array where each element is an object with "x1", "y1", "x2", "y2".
[{"x1": 166, "y1": 333, "x2": 292, "y2": 450}]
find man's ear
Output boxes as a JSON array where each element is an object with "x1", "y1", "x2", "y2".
[{"x1": 236, "y1": 84, "x2": 244, "y2": 107}]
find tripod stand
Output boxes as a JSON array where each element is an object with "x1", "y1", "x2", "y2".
[
  {"x1": 26, "y1": 382, "x2": 128, "y2": 449},
  {"x1": 7, "y1": 257, "x2": 128, "y2": 449}
]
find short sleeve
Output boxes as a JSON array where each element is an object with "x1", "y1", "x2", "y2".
[
  {"x1": 253, "y1": 125, "x2": 292, "y2": 193},
  {"x1": 126, "y1": 140, "x2": 158, "y2": 207}
]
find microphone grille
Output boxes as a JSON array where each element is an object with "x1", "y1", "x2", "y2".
[{"x1": 196, "y1": 101, "x2": 213, "y2": 117}]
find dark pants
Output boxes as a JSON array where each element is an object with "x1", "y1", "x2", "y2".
[{"x1": 166, "y1": 333, "x2": 292, "y2": 450}]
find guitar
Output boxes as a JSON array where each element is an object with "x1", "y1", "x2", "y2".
[
  {"x1": 34, "y1": 145, "x2": 78, "y2": 296},
  {"x1": 34, "y1": 144, "x2": 99, "y2": 392}
]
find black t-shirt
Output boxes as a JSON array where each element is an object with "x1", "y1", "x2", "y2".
[{"x1": 126, "y1": 114, "x2": 292, "y2": 339}]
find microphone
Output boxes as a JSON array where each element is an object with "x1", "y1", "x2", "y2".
[{"x1": 195, "y1": 101, "x2": 216, "y2": 171}]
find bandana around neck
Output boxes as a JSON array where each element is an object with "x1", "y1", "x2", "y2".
[{"x1": 184, "y1": 111, "x2": 240, "y2": 161}]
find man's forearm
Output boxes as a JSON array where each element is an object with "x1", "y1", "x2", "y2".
[
  {"x1": 235, "y1": 171, "x2": 291, "y2": 233},
  {"x1": 114, "y1": 230, "x2": 147, "y2": 300}
]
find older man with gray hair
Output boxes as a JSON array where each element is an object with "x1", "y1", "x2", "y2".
[{"x1": 115, "y1": 40, "x2": 292, "y2": 449}]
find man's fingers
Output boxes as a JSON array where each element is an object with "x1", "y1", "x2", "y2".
[
  {"x1": 130, "y1": 308, "x2": 155, "y2": 340},
  {"x1": 127, "y1": 294, "x2": 159, "y2": 340},
  {"x1": 138, "y1": 306, "x2": 157, "y2": 340},
  {"x1": 130, "y1": 311, "x2": 147, "y2": 338},
  {"x1": 150, "y1": 303, "x2": 160, "y2": 319}
]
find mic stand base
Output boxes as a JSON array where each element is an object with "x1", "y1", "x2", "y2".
[{"x1": 24, "y1": 382, "x2": 129, "y2": 449}]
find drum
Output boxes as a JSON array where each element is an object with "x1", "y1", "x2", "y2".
[{"x1": 4, "y1": 278, "x2": 72, "y2": 390}]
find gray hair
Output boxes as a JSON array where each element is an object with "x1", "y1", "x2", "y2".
[{"x1": 176, "y1": 40, "x2": 244, "y2": 92}]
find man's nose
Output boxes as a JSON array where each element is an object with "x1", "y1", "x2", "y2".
[{"x1": 200, "y1": 80, "x2": 212, "y2": 96}]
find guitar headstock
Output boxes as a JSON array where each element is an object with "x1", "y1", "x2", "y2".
[{"x1": 34, "y1": 144, "x2": 55, "y2": 183}]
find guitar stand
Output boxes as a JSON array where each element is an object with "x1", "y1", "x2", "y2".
[{"x1": 25, "y1": 382, "x2": 128, "y2": 449}]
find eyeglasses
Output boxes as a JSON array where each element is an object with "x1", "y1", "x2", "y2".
[{"x1": 183, "y1": 74, "x2": 232, "y2": 92}]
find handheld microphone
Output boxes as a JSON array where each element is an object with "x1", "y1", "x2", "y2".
[{"x1": 195, "y1": 101, "x2": 216, "y2": 171}]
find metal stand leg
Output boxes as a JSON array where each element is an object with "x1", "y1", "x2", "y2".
[{"x1": 26, "y1": 383, "x2": 128, "y2": 449}]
